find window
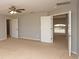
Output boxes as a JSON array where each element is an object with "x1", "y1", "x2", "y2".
[{"x1": 54, "y1": 24, "x2": 66, "y2": 33}]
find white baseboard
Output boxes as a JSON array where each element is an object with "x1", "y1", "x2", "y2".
[
  {"x1": 19, "y1": 36, "x2": 40, "y2": 41},
  {"x1": 72, "y1": 51, "x2": 78, "y2": 55},
  {"x1": 41, "y1": 40, "x2": 53, "y2": 43},
  {"x1": 0, "y1": 37, "x2": 7, "y2": 41}
]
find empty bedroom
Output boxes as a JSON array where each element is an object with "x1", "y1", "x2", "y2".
[{"x1": 0, "y1": 0, "x2": 78, "y2": 59}]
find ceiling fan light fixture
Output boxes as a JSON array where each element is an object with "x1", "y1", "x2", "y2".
[
  {"x1": 9, "y1": 6, "x2": 25, "y2": 14},
  {"x1": 10, "y1": 11, "x2": 17, "y2": 14}
]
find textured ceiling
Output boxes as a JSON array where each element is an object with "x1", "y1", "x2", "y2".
[{"x1": 0, "y1": 0, "x2": 71, "y2": 15}]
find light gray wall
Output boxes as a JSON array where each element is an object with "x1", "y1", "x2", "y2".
[
  {"x1": 0, "y1": 15, "x2": 6, "y2": 40},
  {"x1": 71, "y1": 0, "x2": 78, "y2": 54},
  {"x1": 77, "y1": 0, "x2": 79, "y2": 55},
  {"x1": 18, "y1": 13, "x2": 48, "y2": 40}
]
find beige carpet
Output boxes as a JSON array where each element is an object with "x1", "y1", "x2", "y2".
[{"x1": 0, "y1": 36, "x2": 77, "y2": 59}]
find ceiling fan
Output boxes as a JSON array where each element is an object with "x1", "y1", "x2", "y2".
[
  {"x1": 56, "y1": 1, "x2": 71, "y2": 6},
  {"x1": 9, "y1": 6, "x2": 25, "y2": 14}
]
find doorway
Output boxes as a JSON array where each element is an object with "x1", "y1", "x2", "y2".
[
  {"x1": 6, "y1": 19, "x2": 19, "y2": 39},
  {"x1": 52, "y1": 11, "x2": 71, "y2": 56},
  {"x1": 6, "y1": 19, "x2": 11, "y2": 37},
  {"x1": 53, "y1": 14, "x2": 68, "y2": 50}
]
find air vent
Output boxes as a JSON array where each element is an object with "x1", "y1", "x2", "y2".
[{"x1": 56, "y1": 1, "x2": 70, "y2": 6}]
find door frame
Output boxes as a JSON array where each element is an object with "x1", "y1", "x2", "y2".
[
  {"x1": 6, "y1": 19, "x2": 11, "y2": 37},
  {"x1": 51, "y1": 11, "x2": 72, "y2": 56},
  {"x1": 6, "y1": 18, "x2": 19, "y2": 39}
]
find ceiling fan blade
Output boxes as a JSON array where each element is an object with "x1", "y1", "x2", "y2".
[
  {"x1": 17, "y1": 9, "x2": 25, "y2": 11},
  {"x1": 9, "y1": 6, "x2": 25, "y2": 14},
  {"x1": 16, "y1": 10, "x2": 22, "y2": 13}
]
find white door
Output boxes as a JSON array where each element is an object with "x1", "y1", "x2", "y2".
[
  {"x1": 10, "y1": 19, "x2": 18, "y2": 38},
  {"x1": 41, "y1": 16, "x2": 53, "y2": 43},
  {"x1": 68, "y1": 11, "x2": 72, "y2": 56}
]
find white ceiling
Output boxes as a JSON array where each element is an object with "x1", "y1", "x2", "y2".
[{"x1": 0, "y1": 0, "x2": 70, "y2": 15}]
